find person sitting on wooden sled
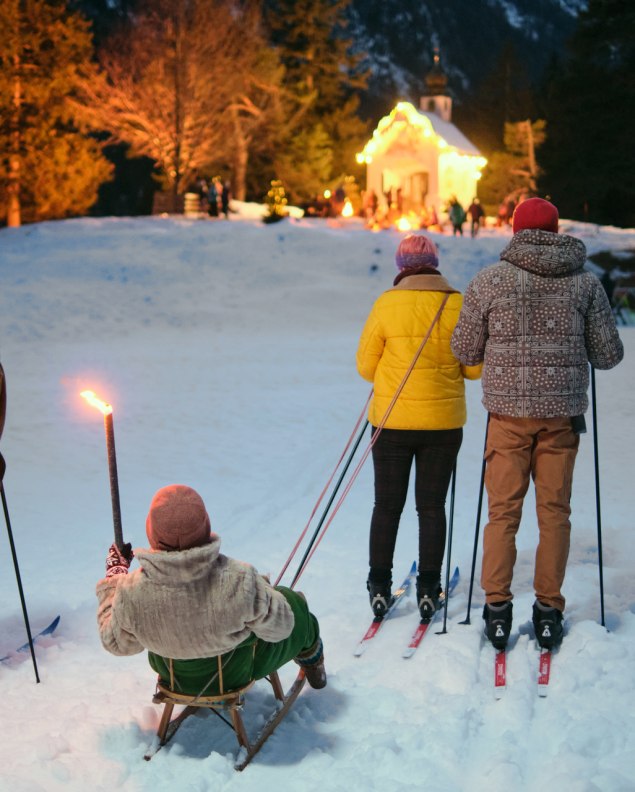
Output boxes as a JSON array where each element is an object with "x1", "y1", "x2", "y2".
[{"x1": 96, "y1": 484, "x2": 326, "y2": 695}]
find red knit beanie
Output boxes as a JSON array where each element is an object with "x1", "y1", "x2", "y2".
[
  {"x1": 146, "y1": 485, "x2": 212, "y2": 551},
  {"x1": 512, "y1": 197, "x2": 559, "y2": 233}
]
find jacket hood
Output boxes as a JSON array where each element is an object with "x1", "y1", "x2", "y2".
[
  {"x1": 501, "y1": 229, "x2": 587, "y2": 277},
  {"x1": 134, "y1": 536, "x2": 222, "y2": 587}
]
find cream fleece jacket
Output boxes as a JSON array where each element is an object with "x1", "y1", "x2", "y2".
[{"x1": 96, "y1": 536, "x2": 294, "y2": 660}]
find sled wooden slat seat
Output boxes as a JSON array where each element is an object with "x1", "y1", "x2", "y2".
[
  {"x1": 145, "y1": 656, "x2": 306, "y2": 769},
  {"x1": 152, "y1": 679, "x2": 256, "y2": 709}
]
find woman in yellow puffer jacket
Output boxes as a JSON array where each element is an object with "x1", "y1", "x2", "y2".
[{"x1": 356, "y1": 233, "x2": 481, "y2": 622}]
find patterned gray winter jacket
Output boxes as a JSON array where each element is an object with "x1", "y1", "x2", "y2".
[{"x1": 450, "y1": 229, "x2": 624, "y2": 418}]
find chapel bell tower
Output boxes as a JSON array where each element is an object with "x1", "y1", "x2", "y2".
[{"x1": 420, "y1": 49, "x2": 452, "y2": 122}]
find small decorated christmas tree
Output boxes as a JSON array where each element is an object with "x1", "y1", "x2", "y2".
[{"x1": 263, "y1": 180, "x2": 288, "y2": 224}]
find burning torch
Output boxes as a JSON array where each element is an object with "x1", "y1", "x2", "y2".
[{"x1": 81, "y1": 390, "x2": 124, "y2": 551}]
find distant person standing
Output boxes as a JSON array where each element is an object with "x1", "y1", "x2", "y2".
[
  {"x1": 207, "y1": 180, "x2": 219, "y2": 217},
  {"x1": 363, "y1": 189, "x2": 379, "y2": 222},
  {"x1": 451, "y1": 198, "x2": 624, "y2": 652},
  {"x1": 505, "y1": 197, "x2": 516, "y2": 225},
  {"x1": 448, "y1": 198, "x2": 466, "y2": 236},
  {"x1": 467, "y1": 198, "x2": 485, "y2": 237},
  {"x1": 221, "y1": 181, "x2": 231, "y2": 219}
]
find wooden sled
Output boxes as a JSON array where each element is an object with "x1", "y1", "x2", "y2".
[{"x1": 144, "y1": 658, "x2": 306, "y2": 769}]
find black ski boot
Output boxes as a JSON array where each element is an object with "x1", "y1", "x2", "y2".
[
  {"x1": 483, "y1": 601, "x2": 513, "y2": 650},
  {"x1": 532, "y1": 600, "x2": 563, "y2": 650},
  {"x1": 367, "y1": 569, "x2": 393, "y2": 618},
  {"x1": 417, "y1": 573, "x2": 442, "y2": 623}
]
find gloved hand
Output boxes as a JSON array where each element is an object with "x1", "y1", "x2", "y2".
[{"x1": 105, "y1": 542, "x2": 133, "y2": 578}]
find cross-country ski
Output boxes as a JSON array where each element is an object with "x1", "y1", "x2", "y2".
[
  {"x1": 354, "y1": 562, "x2": 417, "y2": 657},
  {"x1": 0, "y1": 616, "x2": 61, "y2": 663},
  {"x1": 494, "y1": 650, "x2": 506, "y2": 699},
  {"x1": 537, "y1": 648, "x2": 552, "y2": 697}
]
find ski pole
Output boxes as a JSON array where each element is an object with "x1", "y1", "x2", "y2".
[
  {"x1": 460, "y1": 414, "x2": 490, "y2": 626},
  {"x1": 275, "y1": 392, "x2": 372, "y2": 586},
  {"x1": 590, "y1": 367, "x2": 606, "y2": 628},
  {"x1": 438, "y1": 460, "x2": 457, "y2": 635},
  {"x1": 286, "y1": 420, "x2": 369, "y2": 588},
  {"x1": 0, "y1": 455, "x2": 41, "y2": 683}
]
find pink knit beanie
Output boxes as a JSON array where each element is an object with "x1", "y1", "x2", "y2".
[
  {"x1": 512, "y1": 197, "x2": 559, "y2": 233},
  {"x1": 395, "y1": 234, "x2": 439, "y2": 270},
  {"x1": 146, "y1": 485, "x2": 212, "y2": 551}
]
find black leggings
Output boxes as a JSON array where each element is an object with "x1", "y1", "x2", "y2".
[{"x1": 369, "y1": 427, "x2": 462, "y2": 576}]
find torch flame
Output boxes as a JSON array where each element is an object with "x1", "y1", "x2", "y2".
[
  {"x1": 342, "y1": 199, "x2": 354, "y2": 218},
  {"x1": 396, "y1": 216, "x2": 412, "y2": 232},
  {"x1": 81, "y1": 390, "x2": 113, "y2": 416}
]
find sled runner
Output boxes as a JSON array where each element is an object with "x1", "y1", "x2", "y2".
[{"x1": 144, "y1": 660, "x2": 307, "y2": 769}]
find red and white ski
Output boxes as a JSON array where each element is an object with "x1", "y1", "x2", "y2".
[
  {"x1": 402, "y1": 567, "x2": 460, "y2": 659},
  {"x1": 354, "y1": 562, "x2": 416, "y2": 657},
  {"x1": 494, "y1": 650, "x2": 506, "y2": 699},
  {"x1": 537, "y1": 648, "x2": 552, "y2": 697}
]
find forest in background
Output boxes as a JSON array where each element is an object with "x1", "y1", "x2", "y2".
[{"x1": 0, "y1": 0, "x2": 633, "y2": 227}]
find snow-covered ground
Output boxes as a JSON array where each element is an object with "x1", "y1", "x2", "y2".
[{"x1": 0, "y1": 209, "x2": 633, "y2": 791}]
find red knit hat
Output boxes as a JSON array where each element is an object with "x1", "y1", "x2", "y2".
[
  {"x1": 146, "y1": 485, "x2": 212, "y2": 551},
  {"x1": 512, "y1": 197, "x2": 559, "y2": 233}
]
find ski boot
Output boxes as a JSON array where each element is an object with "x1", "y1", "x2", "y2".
[
  {"x1": 417, "y1": 574, "x2": 442, "y2": 623},
  {"x1": 532, "y1": 600, "x2": 563, "y2": 650},
  {"x1": 367, "y1": 570, "x2": 393, "y2": 618},
  {"x1": 483, "y1": 601, "x2": 513, "y2": 650}
]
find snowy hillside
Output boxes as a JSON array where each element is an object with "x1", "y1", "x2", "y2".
[{"x1": 0, "y1": 212, "x2": 633, "y2": 791}]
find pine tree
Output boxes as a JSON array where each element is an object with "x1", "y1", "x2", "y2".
[
  {"x1": 263, "y1": 0, "x2": 368, "y2": 201},
  {"x1": 539, "y1": 0, "x2": 635, "y2": 226},
  {"x1": 455, "y1": 42, "x2": 537, "y2": 157},
  {"x1": 0, "y1": 0, "x2": 112, "y2": 226}
]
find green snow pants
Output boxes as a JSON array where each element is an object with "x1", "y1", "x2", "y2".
[{"x1": 148, "y1": 586, "x2": 320, "y2": 696}]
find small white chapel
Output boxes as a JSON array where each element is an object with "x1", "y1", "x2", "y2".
[{"x1": 356, "y1": 54, "x2": 486, "y2": 216}]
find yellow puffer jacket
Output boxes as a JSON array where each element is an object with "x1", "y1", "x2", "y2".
[{"x1": 356, "y1": 273, "x2": 481, "y2": 430}]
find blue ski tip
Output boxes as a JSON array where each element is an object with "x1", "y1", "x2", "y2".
[
  {"x1": 0, "y1": 615, "x2": 61, "y2": 662},
  {"x1": 40, "y1": 615, "x2": 61, "y2": 636}
]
